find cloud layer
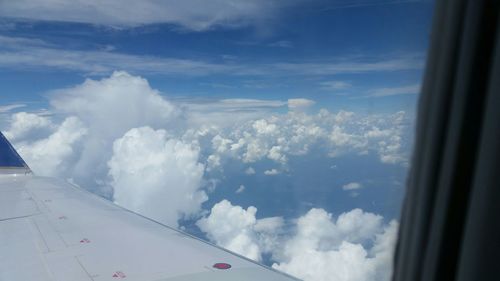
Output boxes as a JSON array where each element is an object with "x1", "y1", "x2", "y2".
[
  {"x1": 3, "y1": 71, "x2": 410, "y2": 211},
  {"x1": 0, "y1": 0, "x2": 306, "y2": 31},
  {"x1": 0, "y1": 72, "x2": 405, "y2": 281},
  {"x1": 0, "y1": 35, "x2": 424, "y2": 77},
  {"x1": 201, "y1": 108, "x2": 411, "y2": 176}
]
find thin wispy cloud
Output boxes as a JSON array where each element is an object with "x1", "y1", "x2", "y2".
[
  {"x1": 288, "y1": 98, "x2": 316, "y2": 109},
  {"x1": 0, "y1": 0, "x2": 306, "y2": 31},
  {"x1": 0, "y1": 35, "x2": 424, "y2": 77},
  {"x1": 0, "y1": 21, "x2": 16, "y2": 31},
  {"x1": 321, "y1": 0, "x2": 425, "y2": 11},
  {"x1": 342, "y1": 182, "x2": 363, "y2": 190},
  {"x1": 0, "y1": 104, "x2": 26, "y2": 113},
  {"x1": 268, "y1": 40, "x2": 294, "y2": 48},
  {"x1": 365, "y1": 84, "x2": 421, "y2": 97},
  {"x1": 0, "y1": 35, "x2": 50, "y2": 47},
  {"x1": 183, "y1": 98, "x2": 287, "y2": 112},
  {"x1": 320, "y1": 80, "x2": 352, "y2": 90},
  {"x1": 0, "y1": 38, "x2": 232, "y2": 76},
  {"x1": 179, "y1": 98, "x2": 288, "y2": 127},
  {"x1": 270, "y1": 58, "x2": 424, "y2": 76}
]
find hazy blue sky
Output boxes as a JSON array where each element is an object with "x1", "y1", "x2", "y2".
[{"x1": 1, "y1": 0, "x2": 432, "y2": 111}]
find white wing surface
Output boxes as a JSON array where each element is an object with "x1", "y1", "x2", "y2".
[{"x1": 0, "y1": 132, "x2": 299, "y2": 281}]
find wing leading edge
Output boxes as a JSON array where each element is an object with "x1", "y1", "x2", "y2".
[{"x1": 0, "y1": 133, "x2": 299, "y2": 281}]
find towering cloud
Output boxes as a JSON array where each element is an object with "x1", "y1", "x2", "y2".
[
  {"x1": 49, "y1": 71, "x2": 180, "y2": 192},
  {"x1": 109, "y1": 127, "x2": 206, "y2": 227}
]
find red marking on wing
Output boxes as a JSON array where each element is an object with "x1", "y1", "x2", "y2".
[
  {"x1": 112, "y1": 271, "x2": 126, "y2": 278},
  {"x1": 213, "y1": 263, "x2": 232, "y2": 270}
]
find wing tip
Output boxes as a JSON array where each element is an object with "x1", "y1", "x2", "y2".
[{"x1": 0, "y1": 131, "x2": 31, "y2": 174}]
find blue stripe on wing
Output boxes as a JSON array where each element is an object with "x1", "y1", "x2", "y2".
[{"x1": 0, "y1": 132, "x2": 28, "y2": 168}]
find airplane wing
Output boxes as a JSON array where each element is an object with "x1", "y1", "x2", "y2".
[{"x1": 0, "y1": 132, "x2": 299, "y2": 281}]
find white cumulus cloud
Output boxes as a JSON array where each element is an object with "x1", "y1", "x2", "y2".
[
  {"x1": 1, "y1": 72, "x2": 411, "y2": 235},
  {"x1": 264, "y1": 169, "x2": 280, "y2": 175},
  {"x1": 236, "y1": 185, "x2": 246, "y2": 194},
  {"x1": 109, "y1": 127, "x2": 206, "y2": 227},
  {"x1": 342, "y1": 182, "x2": 363, "y2": 191},
  {"x1": 196, "y1": 200, "x2": 283, "y2": 261},
  {"x1": 0, "y1": 70, "x2": 408, "y2": 281},
  {"x1": 366, "y1": 84, "x2": 420, "y2": 97},
  {"x1": 197, "y1": 201, "x2": 398, "y2": 281},
  {"x1": 245, "y1": 167, "x2": 256, "y2": 175},
  {"x1": 288, "y1": 98, "x2": 316, "y2": 110},
  {"x1": 4, "y1": 72, "x2": 193, "y2": 208},
  {"x1": 320, "y1": 80, "x2": 352, "y2": 90},
  {"x1": 0, "y1": 103, "x2": 26, "y2": 113},
  {"x1": 4, "y1": 112, "x2": 54, "y2": 142},
  {"x1": 199, "y1": 108, "x2": 410, "y2": 170},
  {"x1": 16, "y1": 117, "x2": 87, "y2": 177},
  {"x1": 272, "y1": 208, "x2": 398, "y2": 281},
  {"x1": 49, "y1": 71, "x2": 180, "y2": 190}
]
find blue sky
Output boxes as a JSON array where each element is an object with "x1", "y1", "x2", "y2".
[
  {"x1": 0, "y1": 0, "x2": 432, "y2": 112},
  {"x1": 0, "y1": 1, "x2": 434, "y2": 280}
]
